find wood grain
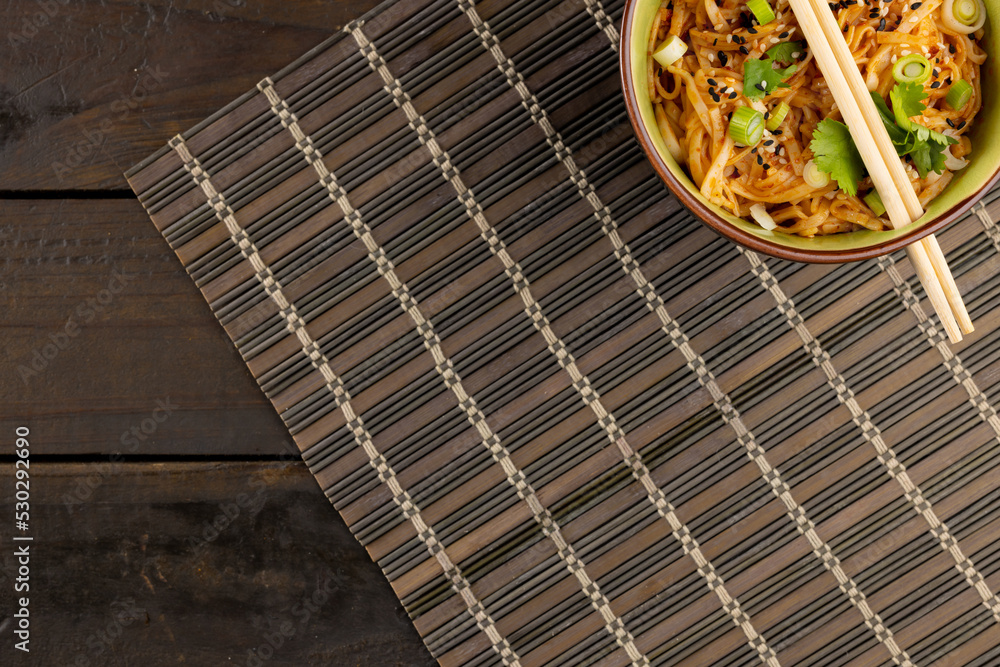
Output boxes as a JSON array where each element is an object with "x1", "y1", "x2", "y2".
[
  {"x1": 1, "y1": 198, "x2": 291, "y2": 456},
  {"x1": 0, "y1": 0, "x2": 383, "y2": 191},
  {"x1": 0, "y1": 461, "x2": 436, "y2": 666}
]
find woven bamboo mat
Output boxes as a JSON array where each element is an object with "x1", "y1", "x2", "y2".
[{"x1": 125, "y1": 0, "x2": 1000, "y2": 664}]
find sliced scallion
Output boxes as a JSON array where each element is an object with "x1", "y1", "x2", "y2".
[
  {"x1": 750, "y1": 204, "x2": 777, "y2": 230},
  {"x1": 954, "y1": 0, "x2": 981, "y2": 22},
  {"x1": 803, "y1": 160, "x2": 830, "y2": 188},
  {"x1": 747, "y1": 0, "x2": 776, "y2": 25},
  {"x1": 729, "y1": 106, "x2": 765, "y2": 146},
  {"x1": 892, "y1": 54, "x2": 931, "y2": 84},
  {"x1": 766, "y1": 101, "x2": 790, "y2": 130},
  {"x1": 864, "y1": 190, "x2": 887, "y2": 217},
  {"x1": 946, "y1": 79, "x2": 973, "y2": 109},
  {"x1": 942, "y1": 0, "x2": 986, "y2": 33},
  {"x1": 652, "y1": 35, "x2": 689, "y2": 68}
]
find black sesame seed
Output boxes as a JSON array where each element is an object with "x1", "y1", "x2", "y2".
[
  {"x1": 708, "y1": 78, "x2": 718, "y2": 85},
  {"x1": 933, "y1": 69, "x2": 939, "y2": 77},
  {"x1": 729, "y1": 91, "x2": 738, "y2": 99},
  {"x1": 749, "y1": 26, "x2": 758, "y2": 33},
  {"x1": 946, "y1": 77, "x2": 952, "y2": 84},
  {"x1": 774, "y1": 129, "x2": 783, "y2": 134},
  {"x1": 763, "y1": 163, "x2": 770, "y2": 170},
  {"x1": 947, "y1": 118, "x2": 956, "y2": 127},
  {"x1": 949, "y1": 43, "x2": 957, "y2": 53},
  {"x1": 878, "y1": 17, "x2": 886, "y2": 29},
  {"x1": 869, "y1": 10, "x2": 879, "y2": 17},
  {"x1": 719, "y1": 52, "x2": 729, "y2": 66},
  {"x1": 780, "y1": 31, "x2": 790, "y2": 38},
  {"x1": 752, "y1": 147, "x2": 758, "y2": 153},
  {"x1": 829, "y1": 2, "x2": 838, "y2": 10},
  {"x1": 910, "y1": 2, "x2": 921, "y2": 8},
  {"x1": 757, "y1": 154, "x2": 764, "y2": 165},
  {"x1": 740, "y1": 45, "x2": 750, "y2": 55},
  {"x1": 714, "y1": 38, "x2": 719, "y2": 45},
  {"x1": 755, "y1": 82, "x2": 765, "y2": 90},
  {"x1": 764, "y1": 139, "x2": 774, "y2": 145},
  {"x1": 764, "y1": 111, "x2": 771, "y2": 119},
  {"x1": 931, "y1": 81, "x2": 941, "y2": 88},
  {"x1": 958, "y1": 120, "x2": 967, "y2": 129}
]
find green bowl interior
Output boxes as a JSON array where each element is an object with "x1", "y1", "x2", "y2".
[{"x1": 628, "y1": 0, "x2": 999, "y2": 252}]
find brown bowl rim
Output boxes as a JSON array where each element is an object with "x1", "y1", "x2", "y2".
[{"x1": 619, "y1": 0, "x2": 1000, "y2": 263}]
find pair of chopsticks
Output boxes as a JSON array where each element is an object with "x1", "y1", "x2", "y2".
[{"x1": 786, "y1": 0, "x2": 974, "y2": 343}]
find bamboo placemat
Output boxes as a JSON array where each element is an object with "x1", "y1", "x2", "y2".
[{"x1": 126, "y1": 0, "x2": 1000, "y2": 664}]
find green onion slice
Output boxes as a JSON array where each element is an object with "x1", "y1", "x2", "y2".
[
  {"x1": 864, "y1": 190, "x2": 887, "y2": 217},
  {"x1": 766, "y1": 101, "x2": 790, "y2": 130},
  {"x1": 803, "y1": 160, "x2": 830, "y2": 188},
  {"x1": 954, "y1": 0, "x2": 981, "y2": 23},
  {"x1": 946, "y1": 79, "x2": 973, "y2": 109},
  {"x1": 729, "y1": 106, "x2": 765, "y2": 146},
  {"x1": 892, "y1": 54, "x2": 931, "y2": 84},
  {"x1": 942, "y1": 0, "x2": 986, "y2": 33},
  {"x1": 652, "y1": 35, "x2": 689, "y2": 68},
  {"x1": 747, "y1": 0, "x2": 776, "y2": 25}
]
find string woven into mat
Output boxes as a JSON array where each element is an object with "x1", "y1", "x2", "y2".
[{"x1": 126, "y1": 0, "x2": 1000, "y2": 664}]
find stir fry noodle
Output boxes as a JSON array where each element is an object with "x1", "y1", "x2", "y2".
[{"x1": 647, "y1": 0, "x2": 987, "y2": 235}]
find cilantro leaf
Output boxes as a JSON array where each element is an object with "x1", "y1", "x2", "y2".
[
  {"x1": 927, "y1": 127, "x2": 957, "y2": 145},
  {"x1": 764, "y1": 41, "x2": 805, "y2": 64},
  {"x1": 889, "y1": 81, "x2": 927, "y2": 131},
  {"x1": 870, "y1": 91, "x2": 911, "y2": 153},
  {"x1": 810, "y1": 119, "x2": 865, "y2": 196},
  {"x1": 909, "y1": 138, "x2": 948, "y2": 178},
  {"x1": 879, "y1": 83, "x2": 957, "y2": 178},
  {"x1": 743, "y1": 57, "x2": 796, "y2": 100}
]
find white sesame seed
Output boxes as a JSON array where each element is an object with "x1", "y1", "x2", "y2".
[
  {"x1": 727, "y1": 34, "x2": 733, "y2": 42},
  {"x1": 708, "y1": 53, "x2": 715, "y2": 61}
]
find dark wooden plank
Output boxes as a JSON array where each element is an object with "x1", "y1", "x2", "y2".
[
  {"x1": 1, "y1": 198, "x2": 291, "y2": 456},
  {"x1": 0, "y1": 460, "x2": 435, "y2": 666},
  {"x1": 0, "y1": 0, "x2": 383, "y2": 191}
]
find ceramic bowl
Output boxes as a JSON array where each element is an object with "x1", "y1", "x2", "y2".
[{"x1": 620, "y1": 0, "x2": 1000, "y2": 262}]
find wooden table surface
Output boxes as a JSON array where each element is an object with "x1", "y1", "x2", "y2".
[{"x1": 1, "y1": 1, "x2": 436, "y2": 663}]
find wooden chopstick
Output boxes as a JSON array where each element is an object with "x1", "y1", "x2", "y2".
[{"x1": 783, "y1": 0, "x2": 970, "y2": 342}]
